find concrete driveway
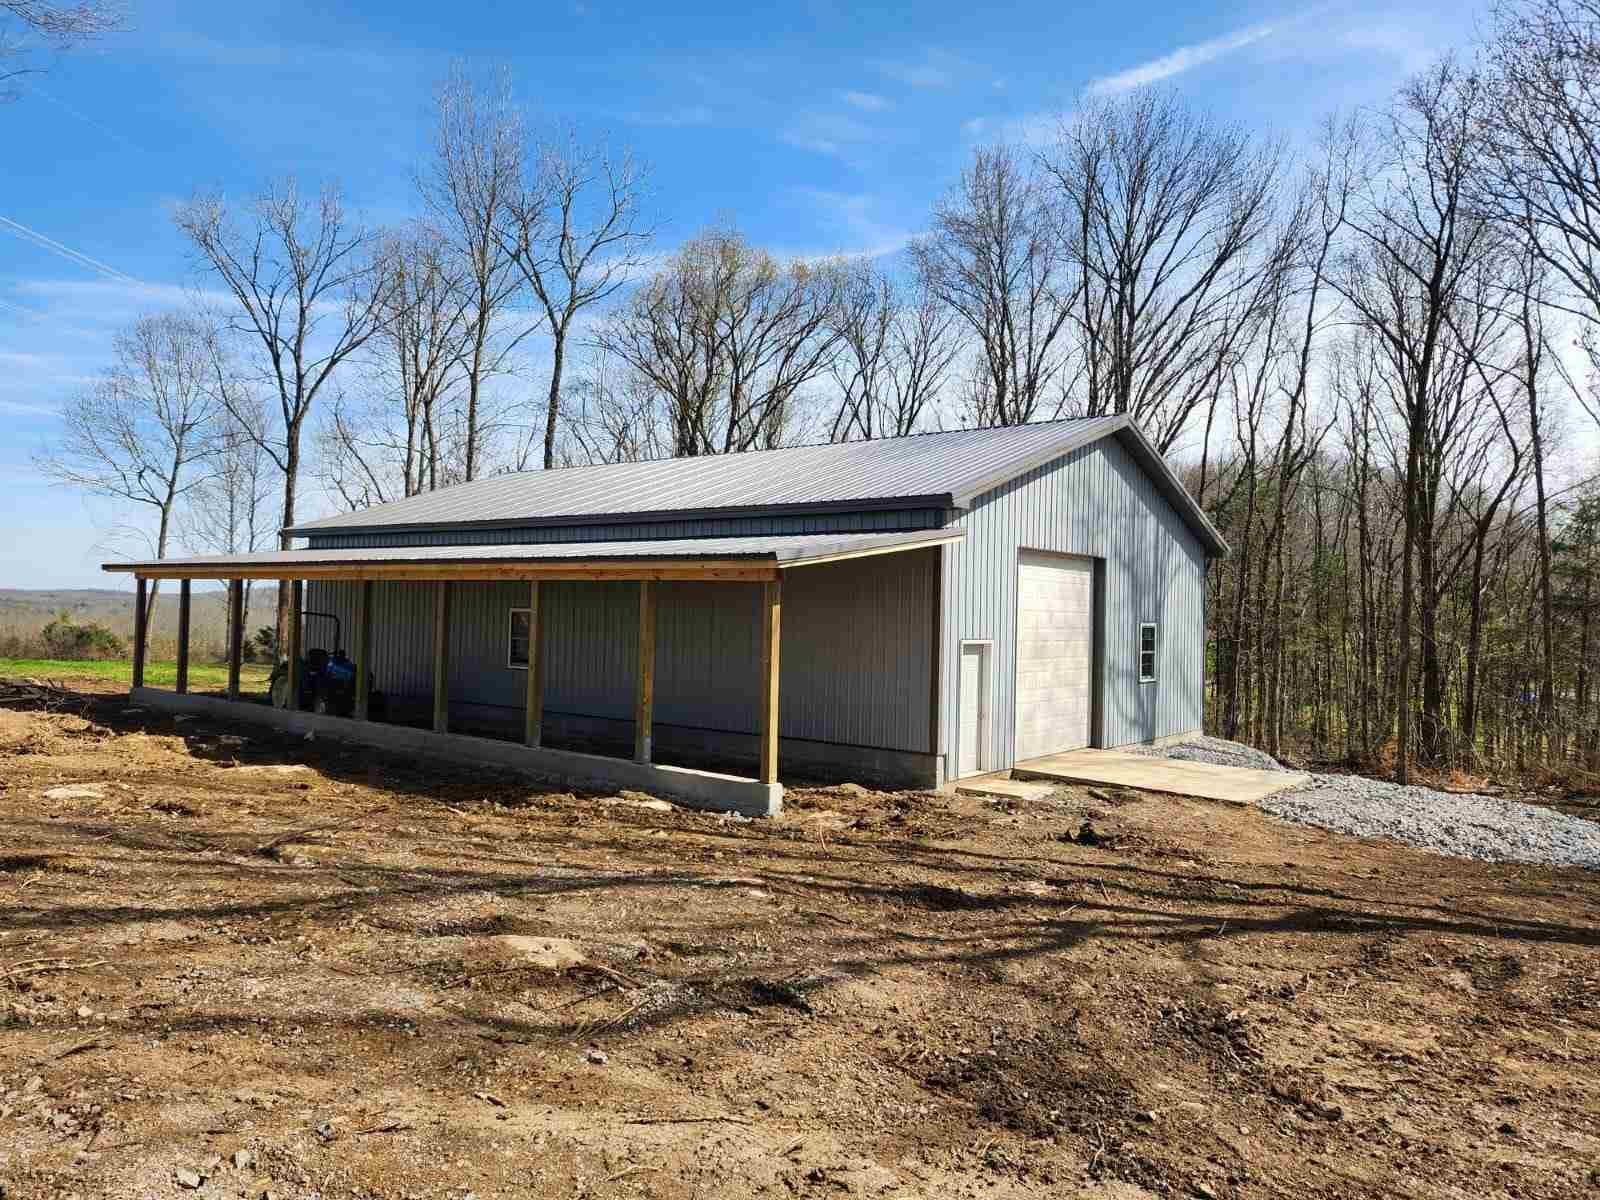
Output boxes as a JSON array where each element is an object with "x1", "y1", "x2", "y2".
[{"x1": 1012, "y1": 748, "x2": 1309, "y2": 804}]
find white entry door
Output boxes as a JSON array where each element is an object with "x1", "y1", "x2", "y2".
[
  {"x1": 1013, "y1": 552, "x2": 1094, "y2": 761},
  {"x1": 958, "y1": 642, "x2": 989, "y2": 777}
]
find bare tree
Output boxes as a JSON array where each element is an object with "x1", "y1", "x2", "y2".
[
  {"x1": 1487, "y1": 0, "x2": 1600, "y2": 397},
  {"x1": 2, "y1": 0, "x2": 125, "y2": 100},
  {"x1": 175, "y1": 179, "x2": 389, "y2": 649},
  {"x1": 420, "y1": 64, "x2": 532, "y2": 479},
  {"x1": 559, "y1": 346, "x2": 668, "y2": 465},
  {"x1": 591, "y1": 227, "x2": 840, "y2": 457},
  {"x1": 911, "y1": 145, "x2": 1072, "y2": 427},
  {"x1": 35, "y1": 312, "x2": 221, "y2": 642},
  {"x1": 499, "y1": 127, "x2": 652, "y2": 470},
  {"x1": 826, "y1": 258, "x2": 960, "y2": 441},
  {"x1": 1330, "y1": 59, "x2": 1505, "y2": 779},
  {"x1": 181, "y1": 393, "x2": 277, "y2": 648},
  {"x1": 1040, "y1": 89, "x2": 1286, "y2": 451}
]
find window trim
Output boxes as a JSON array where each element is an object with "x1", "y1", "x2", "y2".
[
  {"x1": 1138, "y1": 622, "x2": 1158, "y2": 684},
  {"x1": 507, "y1": 606, "x2": 531, "y2": 671}
]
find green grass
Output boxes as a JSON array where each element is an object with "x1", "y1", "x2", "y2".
[{"x1": 0, "y1": 657, "x2": 273, "y2": 689}]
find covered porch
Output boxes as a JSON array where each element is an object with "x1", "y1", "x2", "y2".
[{"x1": 104, "y1": 530, "x2": 958, "y2": 815}]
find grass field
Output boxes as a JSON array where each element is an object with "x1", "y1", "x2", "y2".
[{"x1": 0, "y1": 657, "x2": 273, "y2": 689}]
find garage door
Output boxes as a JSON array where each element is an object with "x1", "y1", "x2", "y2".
[{"x1": 1014, "y1": 552, "x2": 1093, "y2": 760}]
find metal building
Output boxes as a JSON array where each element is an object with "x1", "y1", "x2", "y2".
[{"x1": 104, "y1": 415, "x2": 1225, "y2": 815}]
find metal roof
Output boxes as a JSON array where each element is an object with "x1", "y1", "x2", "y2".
[
  {"x1": 283, "y1": 415, "x2": 1226, "y2": 557},
  {"x1": 101, "y1": 528, "x2": 964, "y2": 578}
]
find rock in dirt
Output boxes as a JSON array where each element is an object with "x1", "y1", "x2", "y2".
[
  {"x1": 41, "y1": 785, "x2": 105, "y2": 801},
  {"x1": 233, "y1": 1149, "x2": 255, "y2": 1170},
  {"x1": 485, "y1": 935, "x2": 589, "y2": 972},
  {"x1": 585, "y1": 1048, "x2": 609, "y2": 1066},
  {"x1": 174, "y1": 1168, "x2": 204, "y2": 1189}
]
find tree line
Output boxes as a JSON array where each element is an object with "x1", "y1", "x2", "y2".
[{"x1": 35, "y1": 0, "x2": 1600, "y2": 782}]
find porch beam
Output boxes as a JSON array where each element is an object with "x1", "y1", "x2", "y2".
[
  {"x1": 175, "y1": 579, "x2": 192, "y2": 694},
  {"x1": 759, "y1": 577, "x2": 781, "y2": 785},
  {"x1": 524, "y1": 580, "x2": 543, "y2": 748},
  {"x1": 117, "y1": 562, "x2": 780, "y2": 584},
  {"x1": 226, "y1": 579, "x2": 244, "y2": 701},
  {"x1": 354, "y1": 579, "x2": 373, "y2": 721},
  {"x1": 131, "y1": 577, "x2": 148, "y2": 690},
  {"x1": 635, "y1": 580, "x2": 655, "y2": 764},
  {"x1": 432, "y1": 580, "x2": 451, "y2": 735},
  {"x1": 285, "y1": 580, "x2": 303, "y2": 711}
]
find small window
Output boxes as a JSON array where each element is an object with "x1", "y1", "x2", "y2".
[
  {"x1": 1138, "y1": 623, "x2": 1158, "y2": 683},
  {"x1": 508, "y1": 608, "x2": 531, "y2": 669}
]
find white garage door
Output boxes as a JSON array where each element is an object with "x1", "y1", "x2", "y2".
[{"x1": 1014, "y1": 552, "x2": 1093, "y2": 761}]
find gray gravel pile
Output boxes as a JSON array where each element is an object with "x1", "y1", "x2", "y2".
[
  {"x1": 1139, "y1": 735, "x2": 1600, "y2": 871},
  {"x1": 1263, "y1": 776, "x2": 1600, "y2": 871},
  {"x1": 1128, "y1": 734, "x2": 1287, "y2": 772}
]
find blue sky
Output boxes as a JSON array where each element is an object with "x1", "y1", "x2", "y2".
[{"x1": 1, "y1": 0, "x2": 1469, "y2": 589}]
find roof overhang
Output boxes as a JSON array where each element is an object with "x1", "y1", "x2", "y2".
[
  {"x1": 100, "y1": 529, "x2": 964, "y2": 583},
  {"x1": 948, "y1": 415, "x2": 1229, "y2": 558}
]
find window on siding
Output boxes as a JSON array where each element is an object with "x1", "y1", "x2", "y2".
[
  {"x1": 508, "y1": 608, "x2": 531, "y2": 669},
  {"x1": 1138, "y1": 623, "x2": 1158, "y2": 683}
]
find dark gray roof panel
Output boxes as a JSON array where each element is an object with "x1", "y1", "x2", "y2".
[
  {"x1": 102, "y1": 529, "x2": 964, "y2": 574},
  {"x1": 287, "y1": 416, "x2": 1127, "y2": 535}
]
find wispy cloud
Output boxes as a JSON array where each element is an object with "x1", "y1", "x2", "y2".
[
  {"x1": 786, "y1": 189, "x2": 919, "y2": 261},
  {"x1": 780, "y1": 111, "x2": 876, "y2": 157},
  {"x1": 841, "y1": 90, "x2": 890, "y2": 112},
  {"x1": 1085, "y1": 21, "x2": 1280, "y2": 95},
  {"x1": 623, "y1": 103, "x2": 715, "y2": 128},
  {"x1": 872, "y1": 49, "x2": 966, "y2": 89},
  {"x1": 0, "y1": 216, "x2": 144, "y2": 286}
]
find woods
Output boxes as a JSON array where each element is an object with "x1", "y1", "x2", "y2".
[{"x1": 35, "y1": 0, "x2": 1600, "y2": 783}]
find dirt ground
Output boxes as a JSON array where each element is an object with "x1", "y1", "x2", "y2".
[{"x1": 2, "y1": 680, "x2": 1598, "y2": 1200}]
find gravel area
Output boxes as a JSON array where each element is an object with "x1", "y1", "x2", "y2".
[
  {"x1": 1127, "y1": 734, "x2": 1288, "y2": 772},
  {"x1": 1138, "y1": 736, "x2": 1600, "y2": 871}
]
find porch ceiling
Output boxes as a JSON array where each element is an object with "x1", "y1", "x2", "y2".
[{"x1": 101, "y1": 528, "x2": 964, "y2": 582}]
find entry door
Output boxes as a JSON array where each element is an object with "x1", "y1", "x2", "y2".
[
  {"x1": 958, "y1": 642, "x2": 988, "y2": 777},
  {"x1": 1014, "y1": 552, "x2": 1094, "y2": 761}
]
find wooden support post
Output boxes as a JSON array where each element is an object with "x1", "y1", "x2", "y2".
[
  {"x1": 524, "y1": 580, "x2": 543, "y2": 747},
  {"x1": 354, "y1": 579, "x2": 373, "y2": 721},
  {"x1": 131, "y1": 577, "x2": 148, "y2": 691},
  {"x1": 432, "y1": 580, "x2": 451, "y2": 735},
  {"x1": 635, "y1": 580, "x2": 655, "y2": 763},
  {"x1": 285, "y1": 580, "x2": 304, "y2": 710},
  {"x1": 759, "y1": 577, "x2": 781, "y2": 785},
  {"x1": 175, "y1": 579, "x2": 192, "y2": 694},
  {"x1": 226, "y1": 579, "x2": 244, "y2": 701}
]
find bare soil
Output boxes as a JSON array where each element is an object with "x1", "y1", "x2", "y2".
[{"x1": 2, "y1": 679, "x2": 1599, "y2": 1200}]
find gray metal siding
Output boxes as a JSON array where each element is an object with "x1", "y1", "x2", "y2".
[
  {"x1": 305, "y1": 510, "x2": 944, "y2": 550},
  {"x1": 307, "y1": 549, "x2": 936, "y2": 753},
  {"x1": 941, "y1": 437, "x2": 1207, "y2": 772}
]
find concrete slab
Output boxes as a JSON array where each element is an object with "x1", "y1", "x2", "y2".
[
  {"x1": 1012, "y1": 749, "x2": 1308, "y2": 804},
  {"x1": 129, "y1": 688, "x2": 783, "y2": 818},
  {"x1": 954, "y1": 775, "x2": 1057, "y2": 802}
]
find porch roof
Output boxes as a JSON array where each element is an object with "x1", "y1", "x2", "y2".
[{"x1": 100, "y1": 528, "x2": 963, "y2": 582}]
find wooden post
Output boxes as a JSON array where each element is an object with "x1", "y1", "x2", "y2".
[
  {"x1": 354, "y1": 579, "x2": 373, "y2": 721},
  {"x1": 524, "y1": 580, "x2": 543, "y2": 747},
  {"x1": 131, "y1": 577, "x2": 148, "y2": 691},
  {"x1": 285, "y1": 580, "x2": 303, "y2": 710},
  {"x1": 759, "y1": 577, "x2": 781, "y2": 785},
  {"x1": 174, "y1": 579, "x2": 192, "y2": 694},
  {"x1": 635, "y1": 580, "x2": 655, "y2": 763},
  {"x1": 226, "y1": 579, "x2": 244, "y2": 701},
  {"x1": 432, "y1": 580, "x2": 451, "y2": 734}
]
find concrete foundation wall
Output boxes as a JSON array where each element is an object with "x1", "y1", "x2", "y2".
[{"x1": 131, "y1": 688, "x2": 782, "y2": 817}]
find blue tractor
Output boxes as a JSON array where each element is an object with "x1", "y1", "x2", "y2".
[{"x1": 268, "y1": 611, "x2": 385, "y2": 717}]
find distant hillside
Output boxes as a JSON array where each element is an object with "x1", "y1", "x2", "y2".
[{"x1": 0, "y1": 585, "x2": 269, "y2": 654}]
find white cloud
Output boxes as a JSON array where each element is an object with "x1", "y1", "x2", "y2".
[
  {"x1": 780, "y1": 111, "x2": 876, "y2": 157},
  {"x1": 872, "y1": 49, "x2": 965, "y2": 89},
  {"x1": 842, "y1": 90, "x2": 890, "y2": 112},
  {"x1": 624, "y1": 103, "x2": 714, "y2": 128},
  {"x1": 1085, "y1": 21, "x2": 1280, "y2": 96}
]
